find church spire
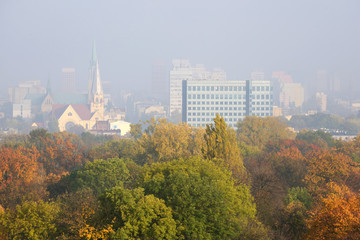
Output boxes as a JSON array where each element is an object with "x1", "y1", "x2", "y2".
[
  {"x1": 91, "y1": 40, "x2": 97, "y2": 64},
  {"x1": 88, "y1": 40, "x2": 103, "y2": 100}
]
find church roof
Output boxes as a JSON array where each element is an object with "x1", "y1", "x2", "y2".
[
  {"x1": 71, "y1": 104, "x2": 93, "y2": 120},
  {"x1": 52, "y1": 104, "x2": 93, "y2": 120}
]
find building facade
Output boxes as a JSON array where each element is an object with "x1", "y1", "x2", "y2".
[{"x1": 182, "y1": 80, "x2": 273, "y2": 128}]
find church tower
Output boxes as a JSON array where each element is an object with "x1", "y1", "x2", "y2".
[{"x1": 88, "y1": 41, "x2": 104, "y2": 120}]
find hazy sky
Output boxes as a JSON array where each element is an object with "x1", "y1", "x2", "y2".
[{"x1": 1, "y1": 0, "x2": 359, "y2": 97}]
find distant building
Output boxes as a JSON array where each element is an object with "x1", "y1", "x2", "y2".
[
  {"x1": 110, "y1": 120, "x2": 131, "y2": 136},
  {"x1": 182, "y1": 80, "x2": 273, "y2": 128},
  {"x1": 316, "y1": 92, "x2": 327, "y2": 112},
  {"x1": 62, "y1": 68, "x2": 76, "y2": 93},
  {"x1": 279, "y1": 82, "x2": 304, "y2": 108},
  {"x1": 13, "y1": 99, "x2": 31, "y2": 118},
  {"x1": 169, "y1": 59, "x2": 193, "y2": 116},
  {"x1": 169, "y1": 59, "x2": 226, "y2": 117}
]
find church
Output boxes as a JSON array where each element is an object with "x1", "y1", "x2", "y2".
[{"x1": 51, "y1": 42, "x2": 104, "y2": 131}]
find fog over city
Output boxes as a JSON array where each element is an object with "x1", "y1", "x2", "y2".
[{"x1": 1, "y1": 0, "x2": 359, "y2": 101}]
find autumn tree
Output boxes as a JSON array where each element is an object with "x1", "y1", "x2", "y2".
[
  {"x1": 237, "y1": 116, "x2": 295, "y2": 149},
  {"x1": 0, "y1": 146, "x2": 44, "y2": 209},
  {"x1": 305, "y1": 183, "x2": 360, "y2": 240},
  {"x1": 304, "y1": 150, "x2": 355, "y2": 200},
  {"x1": 140, "y1": 157, "x2": 267, "y2": 239},
  {"x1": 296, "y1": 129, "x2": 335, "y2": 148},
  {"x1": 49, "y1": 158, "x2": 131, "y2": 197},
  {"x1": 88, "y1": 139, "x2": 138, "y2": 161},
  {"x1": 136, "y1": 119, "x2": 204, "y2": 164},
  {"x1": 97, "y1": 187, "x2": 178, "y2": 239},
  {"x1": 29, "y1": 131, "x2": 86, "y2": 178},
  {"x1": 202, "y1": 114, "x2": 247, "y2": 184},
  {"x1": 0, "y1": 200, "x2": 60, "y2": 239}
]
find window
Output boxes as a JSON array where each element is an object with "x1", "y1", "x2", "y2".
[{"x1": 68, "y1": 112, "x2": 72, "y2": 116}]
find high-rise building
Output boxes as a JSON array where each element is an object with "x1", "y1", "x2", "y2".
[
  {"x1": 169, "y1": 59, "x2": 227, "y2": 117},
  {"x1": 62, "y1": 68, "x2": 76, "y2": 93},
  {"x1": 182, "y1": 80, "x2": 273, "y2": 128},
  {"x1": 169, "y1": 59, "x2": 193, "y2": 116},
  {"x1": 279, "y1": 82, "x2": 304, "y2": 108},
  {"x1": 316, "y1": 92, "x2": 327, "y2": 112}
]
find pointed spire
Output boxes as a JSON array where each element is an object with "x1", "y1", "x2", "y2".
[{"x1": 91, "y1": 40, "x2": 97, "y2": 64}]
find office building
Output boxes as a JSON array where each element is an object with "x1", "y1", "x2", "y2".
[
  {"x1": 182, "y1": 80, "x2": 273, "y2": 128},
  {"x1": 169, "y1": 59, "x2": 227, "y2": 117}
]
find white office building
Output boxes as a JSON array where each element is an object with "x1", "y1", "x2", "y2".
[{"x1": 182, "y1": 80, "x2": 273, "y2": 128}]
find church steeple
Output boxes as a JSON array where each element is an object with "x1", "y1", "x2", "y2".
[
  {"x1": 88, "y1": 41, "x2": 103, "y2": 98},
  {"x1": 88, "y1": 41, "x2": 104, "y2": 120}
]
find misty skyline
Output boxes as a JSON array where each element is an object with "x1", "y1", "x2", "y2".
[{"x1": 1, "y1": 0, "x2": 359, "y2": 98}]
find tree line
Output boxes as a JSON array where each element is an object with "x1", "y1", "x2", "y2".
[{"x1": 0, "y1": 115, "x2": 359, "y2": 239}]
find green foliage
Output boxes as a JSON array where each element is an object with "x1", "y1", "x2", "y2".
[
  {"x1": 98, "y1": 187, "x2": 178, "y2": 240},
  {"x1": 0, "y1": 200, "x2": 60, "y2": 240},
  {"x1": 50, "y1": 158, "x2": 130, "y2": 196},
  {"x1": 203, "y1": 114, "x2": 247, "y2": 184},
  {"x1": 89, "y1": 139, "x2": 139, "y2": 161},
  {"x1": 285, "y1": 187, "x2": 312, "y2": 210},
  {"x1": 140, "y1": 157, "x2": 263, "y2": 239},
  {"x1": 296, "y1": 129, "x2": 335, "y2": 148},
  {"x1": 237, "y1": 116, "x2": 295, "y2": 149}
]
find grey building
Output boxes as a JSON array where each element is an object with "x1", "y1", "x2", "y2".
[{"x1": 182, "y1": 80, "x2": 273, "y2": 128}]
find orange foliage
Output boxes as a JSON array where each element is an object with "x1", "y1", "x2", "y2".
[
  {"x1": 306, "y1": 183, "x2": 360, "y2": 240},
  {"x1": 0, "y1": 146, "x2": 43, "y2": 208},
  {"x1": 36, "y1": 134, "x2": 86, "y2": 176},
  {"x1": 304, "y1": 150, "x2": 354, "y2": 199}
]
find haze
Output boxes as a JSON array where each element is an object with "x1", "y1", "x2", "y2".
[{"x1": 1, "y1": 0, "x2": 359, "y2": 100}]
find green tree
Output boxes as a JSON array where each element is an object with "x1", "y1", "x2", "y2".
[
  {"x1": 89, "y1": 139, "x2": 138, "y2": 161},
  {"x1": 0, "y1": 200, "x2": 60, "y2": 240},
  {"x1": 296, "y1": 129, "x2": 335, "y2": 148},
  {"x1": 203, "y1": 114, "x2": 247, "y2": 184},
  {"x1": 98, "y1": 187, "x2": 178, "y2": 240},
  {"x1": 237, "y1": 116, "x2": 295, "y2": 149},
  {"x1": 49, "y1": 158, "x2": 130, "y2": 197},
  {"x1": 140, "y1": 157, "x2": 266, "y2": 239}
]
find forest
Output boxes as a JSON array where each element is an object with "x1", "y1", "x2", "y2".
[{"x1": 0, "y1": 115, "x2": 359, "y2": 239}]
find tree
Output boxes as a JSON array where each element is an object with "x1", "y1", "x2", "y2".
[
  {"x1": 140, "y1": 157, "x2": 266, "y2": 239},
  {"x1": 203, "y1": 114, "x2": 247, "y2": 184},
  {"x1": 49, "y1": 158, "x2": 130, "y2": 197},
  {"x1": 0, "y1": 200, "x2": 60, "y2": 240},
  {"x1": 305, "y1": 183, "x2": 360, "y2": 240},
  {"x1": 0, "y1": 146, "x2": 44, "y2": 209},
  {"x1": 97, "y1": 187, "x2": 178, "y2": 239},
  {"x1": 237, "y1": 116, "x2": 295, "y2": 149},
  {"x1": 304, "y1": 150, "x2": 354, "y2": 199},
  {"x1": 136, "y1": 119, "x2": 204, "y2": 164},
  {"x1": 296, "y1": 129, "x2": 335, "y2": 148},
  {"x1": 88, "y1": 139, "x2": 138, "y2": 161}
]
